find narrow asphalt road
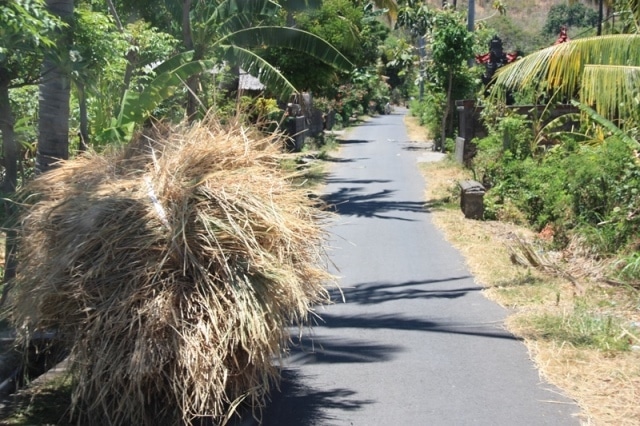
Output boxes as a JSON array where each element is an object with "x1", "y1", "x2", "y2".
[{"x1": 261, "y1": 108, "x2": 581, "y2": 425}]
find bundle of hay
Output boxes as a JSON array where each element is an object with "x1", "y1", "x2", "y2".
[{"x1": 7, "y1": 118, "x2": 333, "y2": 425}]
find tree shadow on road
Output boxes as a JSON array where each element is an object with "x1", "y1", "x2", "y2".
[
  {"x1": 322, "y1": 187, "x2": 428, "y2": 219},
  {"x1": 286, "y1": 335, "x2": 402, "y2": 365},
  {"x1": 324, "y1": 178, "x2": 391, "y2": 185},
  {"x1": 402, "y1": 143, "x2": 433, "y2": 151},
  {"x1": 259, "y1": 369, "x2": 374, "y2": 426},
  {"x1": 320, "y1": 156, "x2": 365, "y2": 163},
  {"x1": 314, "y1": 313, "x2": 519, "y2": 342},
  {"x1": 335, "y1": 139, "x2": 370, "y2": 145},
  {"x1": 327, "y1": 277, "x2": 479, "y2": 305}
]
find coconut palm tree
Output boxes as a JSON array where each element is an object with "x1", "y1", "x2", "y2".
[
  {"x1": 491, "y1": 33, "x2": 640, "y2": 132},
  {"x1": 1, "y1": 0, "x2": 60, "y2": 288},
  {"x1": 36, "y1": 0, "x2": 73, "y2": 174}
]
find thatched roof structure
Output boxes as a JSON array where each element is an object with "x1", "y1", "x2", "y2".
[{"x1": 238, "y1": 69, "x2": 266, "y2": 91}]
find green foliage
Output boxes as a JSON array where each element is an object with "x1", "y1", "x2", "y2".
[
  {"x1": 542, "y1": 3, "x2": 598, "y2": 36},
  {"x1": 72, "y1": 8, "x2": 129, "y2": 80},
  {"x1": 614, "y1": 252, "x2": 640, "y2": 284},
  {"x1": 381, "y1": 35, "x2": 416, "y2": 100},
  {"x1": 409, "y1": 91, "x2": 445, "y2": 133},
  {"x1": 293, "y1": 0, "x2": 362, "y2": 59},
  {"x1": 475, "y1": 119, "x2": 640, "y2": 253},
  {"x1": 498, "y1": 114, "x2": 536, "y2": 159},
  {"x1": 237, "y1": 95, "x2": 283, "y2": 129},
  {"x1": 333, "y1": 67, "x2": 390, "y2": 125},
  {"x1": 266, "y1": 0, "x2": 386, "y2": 96},
  {"x1": 123, "y1": 20, "x2": 179, "y2": 82},
  {"x1": 9, "y1": 85, "x2": 38, "y2": 159},
  {"x1": 428, "y1": 10, "x2": 474, "y2": 75},
  {"x1": 0, "y1": 0, "x2": 62, "y2": 83}
]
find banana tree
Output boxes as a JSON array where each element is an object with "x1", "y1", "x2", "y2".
[
  {"x1": 179, "y1": 0, "x2": 353, "y2": 119},
  {"x1": 102, "y1": 42, "x2": 351, "y2": 141},
  {"x1": 100, "y1": 51, "x2": 216, "y2": 141},
  {"x1": 491, "y1": 34, "x2": 640, "y2": 132},
  {"x1": 99, "y1": 0, "x2": 352, "y2": 140}
]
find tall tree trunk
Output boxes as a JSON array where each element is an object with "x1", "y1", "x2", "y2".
[
  {"x1": 77, "y1": 81, "x2": 89, "y2": 151},
  {"x1": 0, "y1": 78, "x2": 17, "y2": 194},
  {"x1": 0, "y1": 76, "x2": 18, "y2": 298},
  {"x1": 440, "y1": 69, "x2": 454, "y2": 151},
  {"x1": 597, "y1": 0, "x2": 604, "y2": 35},
  {"x1": 467, "y1": 0, "x2": 475, "y2": 67},
  {"x1": 36, "y1": 0, "x2": 74, "y2": 174},
  {"x1": 183, "y1": 0, "x2": 200, "y2": 121},
  {"x1": 106, "y1": 0, "x2": 137, "y2": 99}
]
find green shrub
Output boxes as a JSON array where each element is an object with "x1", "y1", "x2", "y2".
[
  {"x1": 408, "y1": 91, "x2": 446, "y2": 137},
  {"x1": 476, "y1": 128, "x2": 640, "y2": 255}
]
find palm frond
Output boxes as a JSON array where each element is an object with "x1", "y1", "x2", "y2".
[
  {"x1": 581, "y1": 65, "x2": 640, "y2": 124},
  {"x1": 370, "y1": 0, "x2": 398, "y2": 24},
  {"x1": 207, "y1": 0, "x2": 280, "y2": 34},
  {"x1": 101, "y1": 52, "x2": 215, "y2": 141},
  {"x1": 571, "y1": 100, "x2": 639, "y2": 147},
  {"x1": 221, "y1": 26, "x2": 353, "y2": 71},
  {"x1": 221, "y1": 45, "x2": 297, "y2": 100},
  {"x1": 492, "y1": 34, "x2": 640, "y2": 100},
  {"x1": 277, "y1": 0, "x2": 322, "y2": 12},
  {"x1": 118, "y1": 58, "x2": 214, "y2": 126},
  {"x1": 619, "y1": 0, "x2": 640, "y2": 33}
]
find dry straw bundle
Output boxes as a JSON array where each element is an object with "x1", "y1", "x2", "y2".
[{"x1": 7, "y1": 118, "x2": 333, "y2": 425}]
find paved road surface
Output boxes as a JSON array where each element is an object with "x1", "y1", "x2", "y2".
[{"x1": 261, "y1": 108, "x2": 581, "y2": 425}]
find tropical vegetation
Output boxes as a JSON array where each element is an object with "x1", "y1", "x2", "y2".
[
  {"x1": 0, "y1": 1, "x2": 379, "y2": 423},
  {"x1": 2, "y1": 0, "x2": 640, "y2": 423},
  {"x1": 481, "y1": 0, "x2": 640, "y2": 283}
]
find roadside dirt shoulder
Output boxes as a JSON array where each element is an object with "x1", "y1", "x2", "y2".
[{"x1": 405, "y1": 114, "x2": 640, "y2": 426}]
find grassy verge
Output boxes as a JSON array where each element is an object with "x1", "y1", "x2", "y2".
[
  {"x1": 280, "y1": 133, "x2": 341, "y2": 190},
  {"x1": 415, "y1": 131, "x2": 640, "y2": 425}
]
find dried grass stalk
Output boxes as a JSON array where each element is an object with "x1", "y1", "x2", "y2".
[
  {"x1": 507, "y1": 235, "x2": 585, "y2": 295},
  {"x1": 7, "y1": 118, "x2": 333, "y2": 425}
]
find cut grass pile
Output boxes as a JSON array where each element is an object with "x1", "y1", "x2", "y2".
[{"x1": 4, "y1": 117, "x2": 334, "y2": 425}]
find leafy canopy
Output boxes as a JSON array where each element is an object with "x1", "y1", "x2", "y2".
[
  {"x1": 491, "y1": 34, "x2": 640, "y2": 129},
  {"x1": 0, "y1": 0, "x2": 62, "y2": 84}
]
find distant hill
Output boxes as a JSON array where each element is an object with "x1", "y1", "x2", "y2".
[
  {"x1": 427, "y1": 0, "x2": 568, "y2": 20},
  {"x1": 422, "y1": 0, "x2": 597, "y2": 53}
]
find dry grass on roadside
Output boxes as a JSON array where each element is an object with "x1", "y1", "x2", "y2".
[
  {"x1": 520, "y1": 339, "x2": 640, "y2": 426},
  {"x1": 418, "y1": 153, "x2": 640, "y2": 426},
  {"x1": 403, "y1": 114, "x2": 432, "y2": 143}
]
